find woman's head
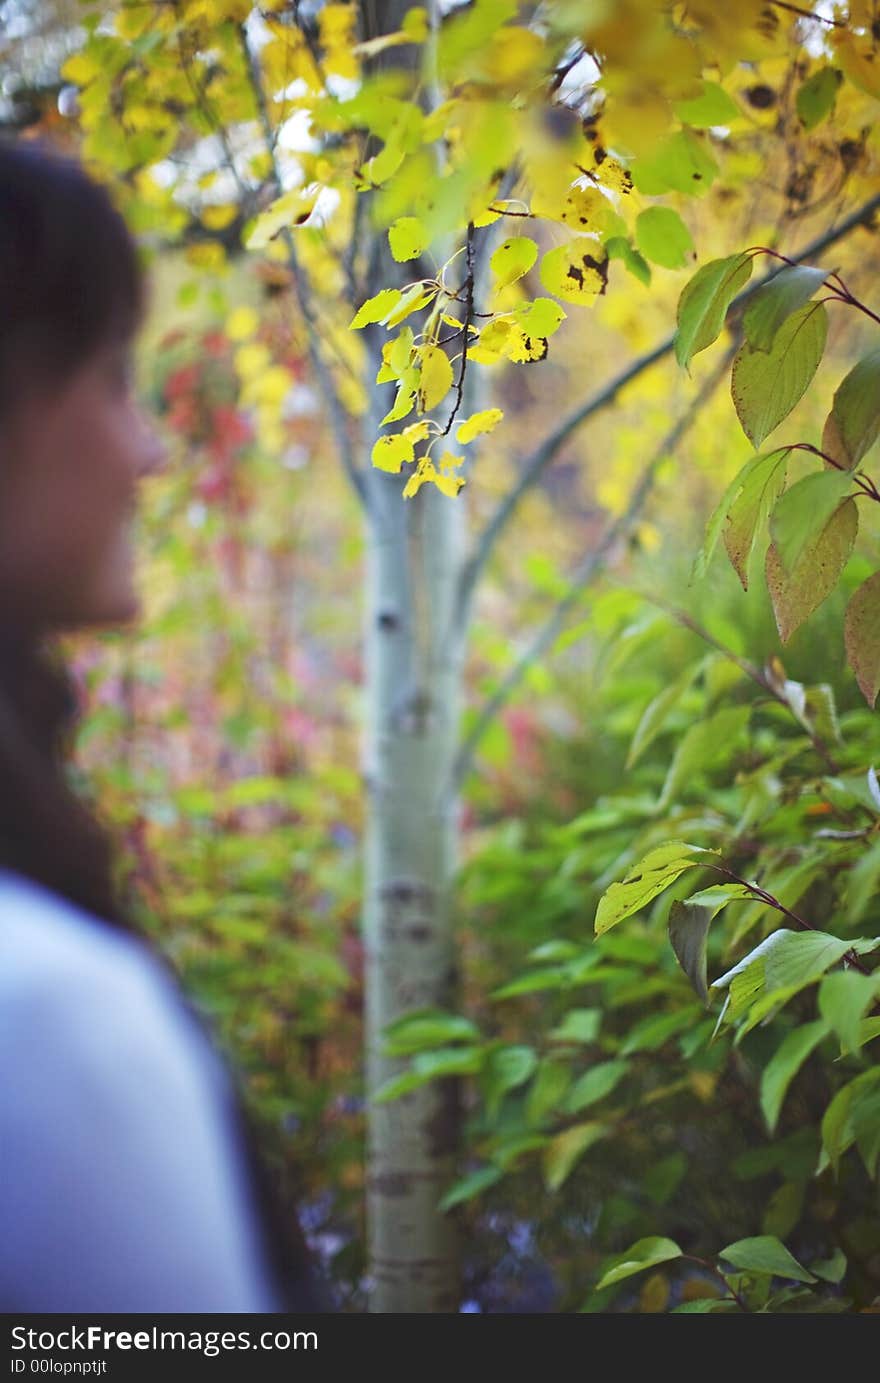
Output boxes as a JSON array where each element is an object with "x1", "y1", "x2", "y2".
[{"x1": 0, "y1": 139, "x2": 165, "y2": 632}]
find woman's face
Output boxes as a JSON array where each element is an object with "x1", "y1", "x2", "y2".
[{"x1": 0, "y1": 338, "x2": 166, "y2": 632}]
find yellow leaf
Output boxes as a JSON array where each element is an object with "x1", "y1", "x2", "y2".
[
  {"x1": 403, "y1": 420, "x2": 432, "y2": 444},
  {"x1": 256, "y1": 365, "x2": 292, "y2": 406},
  {"x1": 402, "y1": 6, "x2": 428, "y2": 41},
  {"x1": 202, "y1": 203, "x2": 238, "y2": 231},
  {"x1": 61, "y1": 51, "x2": 102, "y2": 85},
  {"x1": 402, "y1": 457, "x2": 465, "y2": 499},
  {"x1": 417, "y1": 346, "x2": 454, "y2": 412},
  {"x1": 491, "y1": 235, "x2": 538, "y2": 289},
  {"x1": 457, "y1": 408, "x2": 504, "y2": 444},
  {"x1": 235, "y1": 343, "x2": 271, "y2": 379},
  {"x1": 380, "y1": 380, "x2": 417, "y2": 425},
  {"x1": 350, "y1": 288, "x2": 402, "y2": 329},
  {"x1": 226, "y1": 306, "x2": 259, "y2": 341},
  {"x1": 833, "y1": 30, "x2": 880, "y2": 99},
  {"x1": 372, "y1": 433, "x2": 416, "y2": 473},
  {"x1": 434, "y1": 470, "x2": 466, "y2": 498},
  {"x1": 388, "y1": 216, "x2": 429, "y2": 262},
  {"x1": 402, "y1": 457, "x2": 433, "y2": 498},
  {"x1": 540, "y1": 240, "x2": 608, "y2": 304},
  {"x1": 481, "y1": 26, "x2": 545, "y2": 86},
  {"x1": 389, "y1": 327, "x2": 415, "y2": 376},
  {"x1": 382, "y1": 285, "x2": 436, "y2": 329},
  {"x1": 185, "y1": 242, "x2": 226, "y2": 272},
  {"x1": 245, "y1": 187, "x2": 319, "y2": 250},
  {"x1": 437, "y1": 450, "x2": 464, "y2": 471},
  {"x1": 560, "y1": 186, "x2": 625, "y2": 238},
  {"x1": 468, "y1": 317, "x2": 514, "y2": 365},
  {"x1": 506, "y1": 329, "x2": 549, "y2": 363}
]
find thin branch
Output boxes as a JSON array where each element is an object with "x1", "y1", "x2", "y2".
[
  {"x1": 237, "y1": 23, "x2": 371, "y2": 520},
  {"x1": 704, "y1": 863, "x2": 873, "y2": 976},
  {"x1": 441, "y1": 223, "x2": 475, "y2": 438},
  {"x1": 442, "y1": 348, "x2": 734, "y2": 802},
  {"x1": 768, "y1": 0, "x2": 847, "y2": 26},
  {"x1": 453, "y1": 190, "x2": 880, "y2": 636}
]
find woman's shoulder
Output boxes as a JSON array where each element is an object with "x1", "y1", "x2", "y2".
[
  {"x1": 0, "y1": 867, "x2": 186, "y2": 1035},
  {"x1": 0, "y1": 867, "x2": 284, "y2": 1311},
  {"x1": 0, "y1": 866, "x2": 225, "y2": 1113}
]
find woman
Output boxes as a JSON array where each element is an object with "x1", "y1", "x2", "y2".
[{"x1": 0, "y1": 139, "x2": 329, "y2": 1312}]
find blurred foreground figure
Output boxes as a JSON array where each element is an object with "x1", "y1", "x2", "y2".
[{"x1": 0, "y1": 140, "x2": 328, "y2": 1312}]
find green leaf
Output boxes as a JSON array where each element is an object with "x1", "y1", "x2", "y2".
[
  {"x1": 762, "y1": 1180, "x2": 806, "y2": 1240},
  {"x1": 674, "y1": 80, "x2": 740, "y2": 127},
  {"x1": 491, "y1": 235, "x2": 538, "y2": 289},
  {"x1": 713, "y1": 930, "x2": 856, "y2": 1022},
  {"x1": 564, "y1": 1060, "x2": 629, "y2": 1114},
  {"x1": 626, "y1": 662, "x2": 701, "y2": 767},
  {"x1": 672, "y1": 1296, "x2": 736, "y2": 1312},
  {"x1": 511, "y1": 297, "x2": 567, "y2": 338},
  {"x1": 668, "y1": 888, "x2": 751, "y2": 1004},
  {"x1": 723, "y1": 448, "x2": 789, "y2": 589},
  {"x1": 846, "y1": 837, "x2": 880, "y2": 924},
  {"x1": 543, "y1": 1122, "x2": 608, "y2": 1192},
  {"x1": 619, "y1": 1007, "x2": 698, "y2": 1055},
  {"x1": 719, "y1": 1236, "x2": 816, "y2": 1283},
  {"x1": 634, "y1": 207, "x2": 694, "y2": 270},
  {"x1": 819, "y1": 971, "x2": 880, "y2": 1056},
  {"x1": 548, "y1": 1008, "x2": 602, "y2": 1045},
  {"x1": 797, "y1": 67, "x2": 842, "y2": 129},
  {"x1": 594, "y1": 841, "x2": 713, "y2": 936},
  {"x1": 844, "y1": 572, "x2": 880, "y2": 708},
  {"x1": 382, "y1": 1009, "x2": 481, "y2": 1056},
  {"x1": 482, "y1": 1044, "x2": 538, "y2": 1119},
  {"x1": 605, "y1": 236, "x2": 651, "y2": 286},
  {"x1": 820, "y1": 1067, "x2": 880, "y2": 1174},
  {"x1": 692, "y1": 448, "x2": 786, "y2": 583},
  {"x1": 766, "y1": 496, "x2": 858, "y2": 644},
  {"x1": 491, "y1": 965, "x2": 572, "y2": 999},
  {"x1": 857, "y1": 1017, "x2": 880, "y2": 1049},
  {"x1": 742, "y1": 264, "x2": 829, "y2": 352},
  {"x1": 644, "y1": 1152, "x2": 688, "y2": 1206},
  {"x1": 632, "y1": 130, "x2": 719, "y2": 197},
  {"x1": 373, "y1": 1045, "x2": 484, "y2": 1101},
  {"x1": 528, "y1": 939, "x2": 580, "y2": 963},
  {"x1": 657, "y1": 704, "x2": 750, "y2": 811},
  {"x1": 822, "y1": 346, "x2": 880, "y2": 468},
  {"x1": 438, "y1": 1165, "x2": 502, "y2": 1212},
  {"x1": 770, "y1": 470, "x2": 853, "y2": 575},
  {"x1": 388, "y1": 216, "x2": 430, "y2": 262},
  {"x1": 760, "y1": 1020, "x2": 828, "y2": 1133},
  {"x1": 811, "y1": 1248, "x2": 847, "y2": 1284},
  {"x1": 595, "y1": 1237, "x2": 683, "y2": 1291},
  {"x1": 526, "y1": 1058, "x2": 572, "y2": 1127},
  {"x1": 731, "y1": 301, "x2": 828, "y2": 447},
  {"x1": 350, "y1": 287, "x2": 402, "y2": 328},
  {"x1": 675, "y1": 251, "x2": 753, "y2": 369}
]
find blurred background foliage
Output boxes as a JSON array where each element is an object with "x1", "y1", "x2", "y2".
[{"x1": 2, "y1": 0, "x2": 880, "y2": 1311}]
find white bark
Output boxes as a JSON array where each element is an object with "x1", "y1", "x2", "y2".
[{"x1": 359, "y1": 343, "x2": 469, "y2": 1310}]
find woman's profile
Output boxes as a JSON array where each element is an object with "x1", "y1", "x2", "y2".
[{"x1": 0, "y1": 139, "x2": 329, "y2": 1313}]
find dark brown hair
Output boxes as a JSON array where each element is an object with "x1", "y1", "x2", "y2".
[{"x1": 0, "y1": 138, "x2": 330, "y2": 1312}]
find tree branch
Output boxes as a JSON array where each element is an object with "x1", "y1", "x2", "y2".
[
  {"x1": 237, "y1": 23, "x2": 372, "y2": 520},
  {"x1": 452, "y1": 190, "x2": 880, "y2": 637},
  {"x1": 442, "y1": 346, "x2": 734, "y2": 801}
]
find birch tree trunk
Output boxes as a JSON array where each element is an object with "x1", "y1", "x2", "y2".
[
  {"x1": 359, "y1": 306, "x2": 470, "y2": 1312},
  {"x1": 353, "y1": 0, "x2": 478, "y2": 1316}
]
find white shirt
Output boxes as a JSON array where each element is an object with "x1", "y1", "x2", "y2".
[{"x1": 0, "y1": 867, "x2": 284, "y2": 1312}]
